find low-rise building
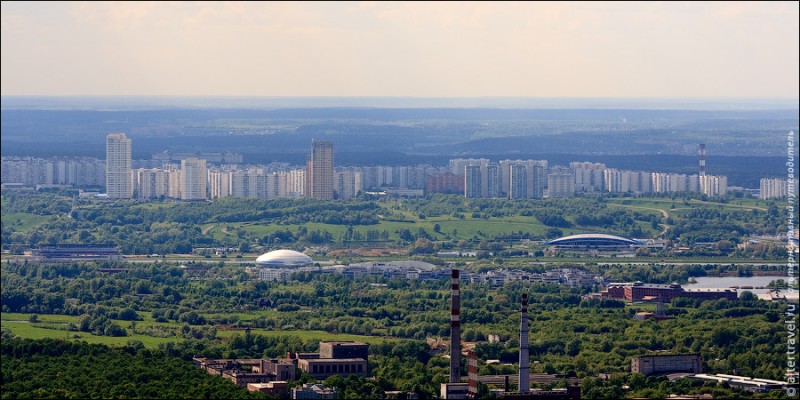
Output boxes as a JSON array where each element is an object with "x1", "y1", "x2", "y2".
[
  {"x1": 193, "y1": 357, "x2": 296, "y2": 386},
  {"x1": 248, "y1": 381, "x2": 289, "y2": 399},
  {"x1": 294, "y1": 341, "x2": 369, "y2": 380},
  {"x1": 688, "y1": 374, "x2": 789, "y2": 392},
  {"x1": 293, "y1": 383, "x2": 337, "y2": 400},
  {"x1": 298, "y1": 358, "x2": 368, "y2": 379},
  {"x1": 631, "y1": 354, "x2": 702, "y2": 375},
  {"x1": 603, "y1": 281, "x2": 737, "y2": 302}
]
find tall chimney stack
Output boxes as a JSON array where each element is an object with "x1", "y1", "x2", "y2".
[
  {"x1": 519, "y1": 293, "x2": 530, "y2": 393},
  {"x1": 450, "y1": 269, "x2": 461, "y2": 383},
  {"x1": 467, "y1": 350, "x2": 478, "y2": 398},
  {"x1": 699, "y1": 144, "x2": 706, "y2": 177}
]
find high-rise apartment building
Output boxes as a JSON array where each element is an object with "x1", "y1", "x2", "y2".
[
  {"x1": 306, "y1": 140, "x2": 334, "y2": 200},
  {"x1": 508, "y1": 165, "x2": 528, "y2": 199},
  {"x1": 547, "y1": 171, "x2": 575, "y2": 198},
  {"x1": 335, "y1": 167, "x2": 363, "y2": 201},
  {"x1": 181, "y1": 158, "x2": 207, "y2": 200},
  {"x1": 135, "y1": 168, "x2": 169, "y2": 199},
  {"x1": 572, "y1": 162, "x2": 606, "y2": 193},
  {"x1": 464, "y1": 165, "x2": 483, "y2": 198},
  {"x1": 106, "y1": 133, "x2": 133, "y2": 199},
  {"x1": 499, "y1": 160, "x2": 547, "y2": 198},
  {"x1": 699, "y1": 175, "x2": 727, "y2": 197},
  {"x1": 760, "y1": 178, "x2": 792, "y2": 199}
]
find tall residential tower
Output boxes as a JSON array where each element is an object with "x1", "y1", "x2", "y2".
[
  {"x1": 181, "y1": 158, "x2": 207, "y2": 200},
  {"x1": 106, "y1": 133, "x2": 132, "y2": 199},
  {"x1": 306, "y1": 140, "x2": 334, "y2": 200}
]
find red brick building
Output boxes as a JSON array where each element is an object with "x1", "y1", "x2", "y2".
[{"x1": 603, "y1": 281, "x2": 737, "y2": 302}]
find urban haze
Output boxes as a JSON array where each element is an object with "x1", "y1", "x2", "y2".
[{"x1": 1, "y1": 2, "x2": 799, "y2": 400}]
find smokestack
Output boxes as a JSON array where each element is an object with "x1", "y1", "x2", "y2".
[
  {"x1": 699, "y1": 144, "x2": 706, "y2": 177},
  {"x1": 450, "y1": 269, "x2": 461, "y2": 383},
  {"x1": 519, "y1": 293, "x2": 530, "y2": 393},
  {"x1": 467, "y1": 350, "x2": 478, "y2": 398}
]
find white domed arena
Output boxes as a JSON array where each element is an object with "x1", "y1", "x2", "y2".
[{"x1": 255, "y1": 249, "x2": 313, "y2": 268}]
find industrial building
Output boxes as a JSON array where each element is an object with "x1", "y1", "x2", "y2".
[
  {"x1": 603, "y1": 281, "x2": 738, "y2": 302},
  {"x1": 687, "y1": 374, "x2": 790, "y2": 392},
  {"x1": 294, "y1": 341, "x2": 369, "y2": 380},
  {"x1": 195, "y1": 341, "x2": 368, "y2": 393},
  {"x1": 441, "y1": 269, "x2": 579, "y2": 400},
  {"x1": 296, "y1": 358, "x2": 367, "y2": 379},
  {"x1": 31, "y1": 244, "x2": 121, "y2": 261},
  {"x1": 631, "y1": 354, "x2": 703, "y2": 375},
  {"x1": 247, "y1": 382, "x2": 289, "y2": 398},
  {"x1": 292, "y1": 384, "x2": 337, "y2": 399},
  {"x1": 319, "y1": 341, "x2": 369, "y2": 359},
  {"x1": 193, "y1": 357, "x2": 296, "y2": 386}
]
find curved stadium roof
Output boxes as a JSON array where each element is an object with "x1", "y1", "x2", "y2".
[
  {"x1": 255, "y1": 249, "x2": 313, "y2": 268},
  {"x1": 546, "y1": 233, "x2": 640, "y2": 247}
]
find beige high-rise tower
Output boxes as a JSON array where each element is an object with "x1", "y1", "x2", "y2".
[
  {"x1": 306, "y1": 139, "x2": 334, "y2": 200},
  {"x1": 106, "y1": 133, "x2": 132, "y2": 199},
  {"x1": 181, "y1": 158, "x2": 207, "y2": 200}
]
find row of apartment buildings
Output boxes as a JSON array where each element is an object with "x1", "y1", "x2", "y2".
[
  {"x1": 4, "y1": 134, "x2": 779, "y2": 200},
  {"x1": 2, "y1": 155, "x2": 736, "y2": 200},
  {"x1": 456, "y1": 159, "x2": 729, "y2": 198},
  {"x1": 759, "y1": 177, "x2": 798, "y2": 199}
]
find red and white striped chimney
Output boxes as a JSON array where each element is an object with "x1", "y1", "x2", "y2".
[
  {"x1": 450, "y1": 269, "x2": 461, "y2": 383},
  {"x1": 467, "y1": 350, "x2": 478, "y2": 398},
  {"x1": 519, "y1": 293, "x2": 530, "y2": 393}
]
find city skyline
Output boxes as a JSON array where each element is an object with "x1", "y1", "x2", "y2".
[
  {"x1": 1, "y1": 1, "x2": 798, "y2": 98},
  {"x1": 3, "y1": 142, "x2": 740, "y2": 199}
]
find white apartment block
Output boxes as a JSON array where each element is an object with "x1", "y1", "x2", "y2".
[
  {"x1": 499, "y1": 159, "x2": 547, "y2": 197},
  {"x1": 208, "y1": 169, "x2": 232, "y2": 199},
  {"x1": 181, "y1": 158, "x2": 207, "y2": 200},
  {"x1": 572, "y1": 162, "x2": 606, "y2": 193},
  {"x1": 2, "y1": 156, "x2": 105, "y2": 187},
  {"x1": 547, "y1": 171, "x2": 575, "y2": 198},
  {"x1": 135, "y1": 168, "x2": 170, "y2": 199},
  {"x1": 699, "y1": 175, "x2": 727, "y2": 197},
  {"x1": 449, "y1": 158, "x2": 489, "y2": 175},
  {"x1": 760, "y1": 178, "x2": 790, "y2": 199},
  {"x1": 105, "y1": 133, "x2": 133, "y2": 199},
  {"x1": 166, "y1": 165, "x2": 182, "y2": 199},
  {"x1": 335, "y1": 168, "x2": 363, "y2": 201}
]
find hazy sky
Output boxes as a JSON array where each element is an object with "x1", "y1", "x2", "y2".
[{"x1": 1, "y1": 1, "x2": 798, "y2": 98}]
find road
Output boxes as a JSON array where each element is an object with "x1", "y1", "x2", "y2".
[{"x1": 608, "y1": 203, "x2": 671, "y2": 237}]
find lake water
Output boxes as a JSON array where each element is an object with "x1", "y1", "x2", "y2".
[{"x1": 685, "y1": 275, "x2": 793, "y2": 297}]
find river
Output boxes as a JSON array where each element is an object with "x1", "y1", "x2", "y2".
[{"x1": 685, "y1": 275, "x2": 797, "y2": 300}]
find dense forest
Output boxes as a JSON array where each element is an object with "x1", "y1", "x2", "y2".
[{"x1": 0, "y1": 337, "x2": 269, "y2": 399}]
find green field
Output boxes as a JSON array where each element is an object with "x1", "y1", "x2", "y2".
[
  {"x1": 213, "y1": 214, "x2": 567, "y2": 244},
  {"x1": 1, "y1": 312, "x2": 395, "y2": 348},
  {"x1": 606, "y1": 197, "x2": 769, "y2": 213},
  {"x1": 1, "y1": 212, "x2": 54, "y2": 232}
]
